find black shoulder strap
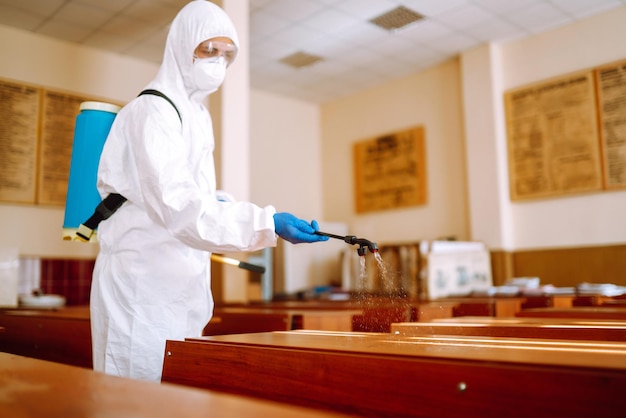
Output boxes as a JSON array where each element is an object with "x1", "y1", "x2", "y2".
[
  {"x1": 76, "y1": 193, "x2": 127, "y2": 241},
  {"x1": 138, "y1": 89, "x2": 182, "y2": 123},
  {"x1": 76, "y1": 89, "x2": 181, "y2": 241}
]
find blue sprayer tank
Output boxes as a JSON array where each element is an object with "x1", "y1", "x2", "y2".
[{"x1": 63, "y1": 101, "x2": 121, "y2": 242}]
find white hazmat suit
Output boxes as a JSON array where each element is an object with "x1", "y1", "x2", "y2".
[{"x1": 90, "y1": 1, "x2": 277, "y2": 382}]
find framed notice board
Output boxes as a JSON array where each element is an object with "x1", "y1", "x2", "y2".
[
  {"x1": 0, "y1": 79, "x2": 41, "y2": 203},
  {"x1": 0, "y1": 77, "x2": 120, "y2": 206},
  {"x1": 353, "y1": 126, "x2": 427, "y2": 213},
  {"x1": 504, "y1": 71, "x2": 603, "y2": 200},
  {"x1": 595, "y1": 59, "x2": 626, "y2": 190}
]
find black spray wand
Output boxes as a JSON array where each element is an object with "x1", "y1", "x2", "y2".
[{"x1": 314, "y1": 231, "x2": 379, "y2": 256}]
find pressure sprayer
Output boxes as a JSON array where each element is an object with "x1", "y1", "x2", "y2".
[
  {"x1": 61, "y1": 100, "x2": 265, "y2": 274},
  {"x1": 63, "y1": 101, "x2": 120, "y2": 243},
  {"x1": 314, "y1": 231, "x2": 378, "y2": 256}
]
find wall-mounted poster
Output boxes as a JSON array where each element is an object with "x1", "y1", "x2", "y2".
[
  {"x1": 0, "y1": 79, "x2": 40, "y2": 203},
  {"x1": 504, "y1": 71, "x2": 603, "y2": 200},
  {"x1": 595, "y1": 59, "x2": 626, "y2": 190},
  {"x1": 353, "y1": 126, "x2": 426, "y2": 213}
]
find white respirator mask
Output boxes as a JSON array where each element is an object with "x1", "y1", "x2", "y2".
[{"x1": 192, "y1": 56, "x2": 227, "y2": 94}]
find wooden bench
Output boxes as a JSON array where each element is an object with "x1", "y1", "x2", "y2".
[
  {"x1": 0, "y1": 305, "x2": 361, "y2": 368},
  {"x1": 440, "y1": 294, "x2": 579, "y2": 316},
  {"x1": 0, "y1": 352, "x2": 348, "y2": 417},
  {"x1": 162, "y1": 330, "x2": 626, "y2": 417},
  {"x1": 204, "y1": 308, "x2": 291, "y2": 335},
  {"x1": 574, "y1": 294, "x2": 623, "y2": 306},
  {"x1": 517, "y1": 306, "x2": 626, "y2": 320},
  {"x1": 229, "y1": 300, "x2": 363, "y2": 310},
  {"x1": 206, "y1": 307, "x2": 361, "y2": 335},
  {"x1": 390, "y1": 316, "x2": 626, "y2": 341},
  {"x1": 217, "y1": 300, "x2": 456, "y2": 333},
  {"x1": 444, "y1": 297, "x2": 525, "y2": 317},
  {"x1": 520, "y1": 294, "x2": 575, "y2": 309}
]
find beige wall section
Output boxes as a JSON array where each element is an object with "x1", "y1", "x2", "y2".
[
  {"x1": 460, "y1": 43, "x2": 513, "y2": 250},
  {"x1": 249, "y1": 90, "x2": 322, "y2": 218},
  {"x1": 248, "y1": 90, "x2": 325, "y2": 295},
  {"x1": 320, "y1": 58, "x2": 469, "y2": 245},
  {"x1": 0, "y1": 26, "x2": 156, "y2": 103},
  {"x1": 0, "y1": 24, "x2": 158, "y2": 258},
  {"x1": 462, "y1": 6, "x2": 626, "y2": 251}
]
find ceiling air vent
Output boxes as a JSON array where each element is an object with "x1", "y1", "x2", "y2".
[
  {"x1": 370, "y1": 6, "x2": 425, "y2": 31},
  {"x1": 280, "y1": 51, "x2": 323, "y2": 68}
]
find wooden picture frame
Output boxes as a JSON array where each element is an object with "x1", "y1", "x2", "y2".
[
  {"x1": 354, "y1": 126, "x2": 427, "y2": 213},
  {"x1": 0, "y1": 77, "x2": 121, "y2": 206},
  {"x1": 504, "y1": 70, "x2": 603, "y2": 200},
  {"x1": 595, "y1": 59, "x2": 626, "y2": 190},
  {"x1": 0, "y1": 79, "x2": 41, "y2": 203}
]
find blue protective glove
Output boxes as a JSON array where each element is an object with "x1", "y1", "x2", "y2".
[{"x1": 273, "y1": 212, "x2": 330, "y2": 244}]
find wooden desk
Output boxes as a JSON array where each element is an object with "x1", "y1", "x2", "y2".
[
  {"x1": 205, "y1": 308, "x2": 291, "y2": 335},
  {"x1": 391, "y1": 316, "x2": 626, "y2": 341},
  {"x1": 218, "y1": 301, "x2": 456, "y2": 333},
  {"x1": 603, "y1": 299, "x2": 626, "y2": 306},
  {"x1": 162, "y1": 331, "x2": 626, "y2": 418},
  {"x1": 445, "y1": 297, "x2": 525, "y2": 317},
  {"x1": 206, "y1": 307, "x2": 361, "y2": 335},
  {"x1": 574, "y1": 295, "x2": 620, "y2": 306},
  {"x1": 0, "y1": 306, "x2": 91, "y2": 368},
  {"x1": 220, "y1": 300, "x2": 392, "y2": 333},
  {"x1": 0, "y1": 352, "x2": 347, "y2": 418},
  {"x1": 518, "y1": 307, "x2": 626, "y2": 320},
  {"x1": 412, "y1": 302, "x2": 456, "y2": 319},
  {"x1": 231, "y1": 300, "x2": 364, "y2": 310},
  {"x1": 351, "y1": 304, "x2": 412, "y2": 332},
  {"x1": 351, "y1": 302, "x2": 456, "y2": 332},
  {"x1": 0, "y1": 305, "x2": 358, "y2": 368},
  {"x1": 520, "y1": 294, "x2": 575, "y2": 309}
]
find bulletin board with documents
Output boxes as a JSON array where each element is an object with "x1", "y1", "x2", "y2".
[
  {"x1": 353, "y1": 125, "x2": 427, "y2": 213},
  {"x1": 504, "y1": 58, "x2": 626, "y2": 200},
  {"x1": 595, "y1": 60, "x2": 626, "y2": 190},
  {"x1": 0, "y1": 78, "x2": 119, "y2": 206}
]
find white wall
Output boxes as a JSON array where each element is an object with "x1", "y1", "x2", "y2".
[
  {"x1": 320, "y1": 58, "x2": 469, "y2": 245},
  {"x1": 248, "y1": 90, "x2": 332, "y2": 294},
  {"x1": 460, "y1": 44, "x2": 513, "y2": 249},
  {"x1": 249, "y1": 90, "x2": 323, "y2": 219},
  {"x1": 462, "y1": 6, "x2": 626, "y2": 251}
]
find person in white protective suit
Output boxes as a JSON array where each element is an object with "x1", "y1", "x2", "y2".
[{"x1": 90, "y1": 0, "x2": 328, "y2": 382}]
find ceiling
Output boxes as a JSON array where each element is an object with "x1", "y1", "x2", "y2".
[{"x1": 1, "y1": 0, "x2": 624, "y2": 103}]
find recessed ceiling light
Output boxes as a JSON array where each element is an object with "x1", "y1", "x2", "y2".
[
  {"x1": 279, "y1": 51, "x2": 323, "y2": 69},
  {"x1": 370, "y1": 6, "x2": 425, "y2": 32}
]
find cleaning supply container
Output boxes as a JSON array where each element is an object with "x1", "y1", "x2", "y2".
[{"x1": 63, "y1": 101, "x2": 120, "y2": 242}]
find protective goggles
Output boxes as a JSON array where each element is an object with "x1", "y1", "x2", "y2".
[{"x1": 194, "y1": 40, "x2": 238, "y2": 66}]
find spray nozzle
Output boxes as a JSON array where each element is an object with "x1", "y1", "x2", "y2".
[
  {"x1": 315, "y1": 231, "x2": 379, "y2": 256},
  {"x1": 354, "y1": 237, "x2": 379, "y2": 254}
]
